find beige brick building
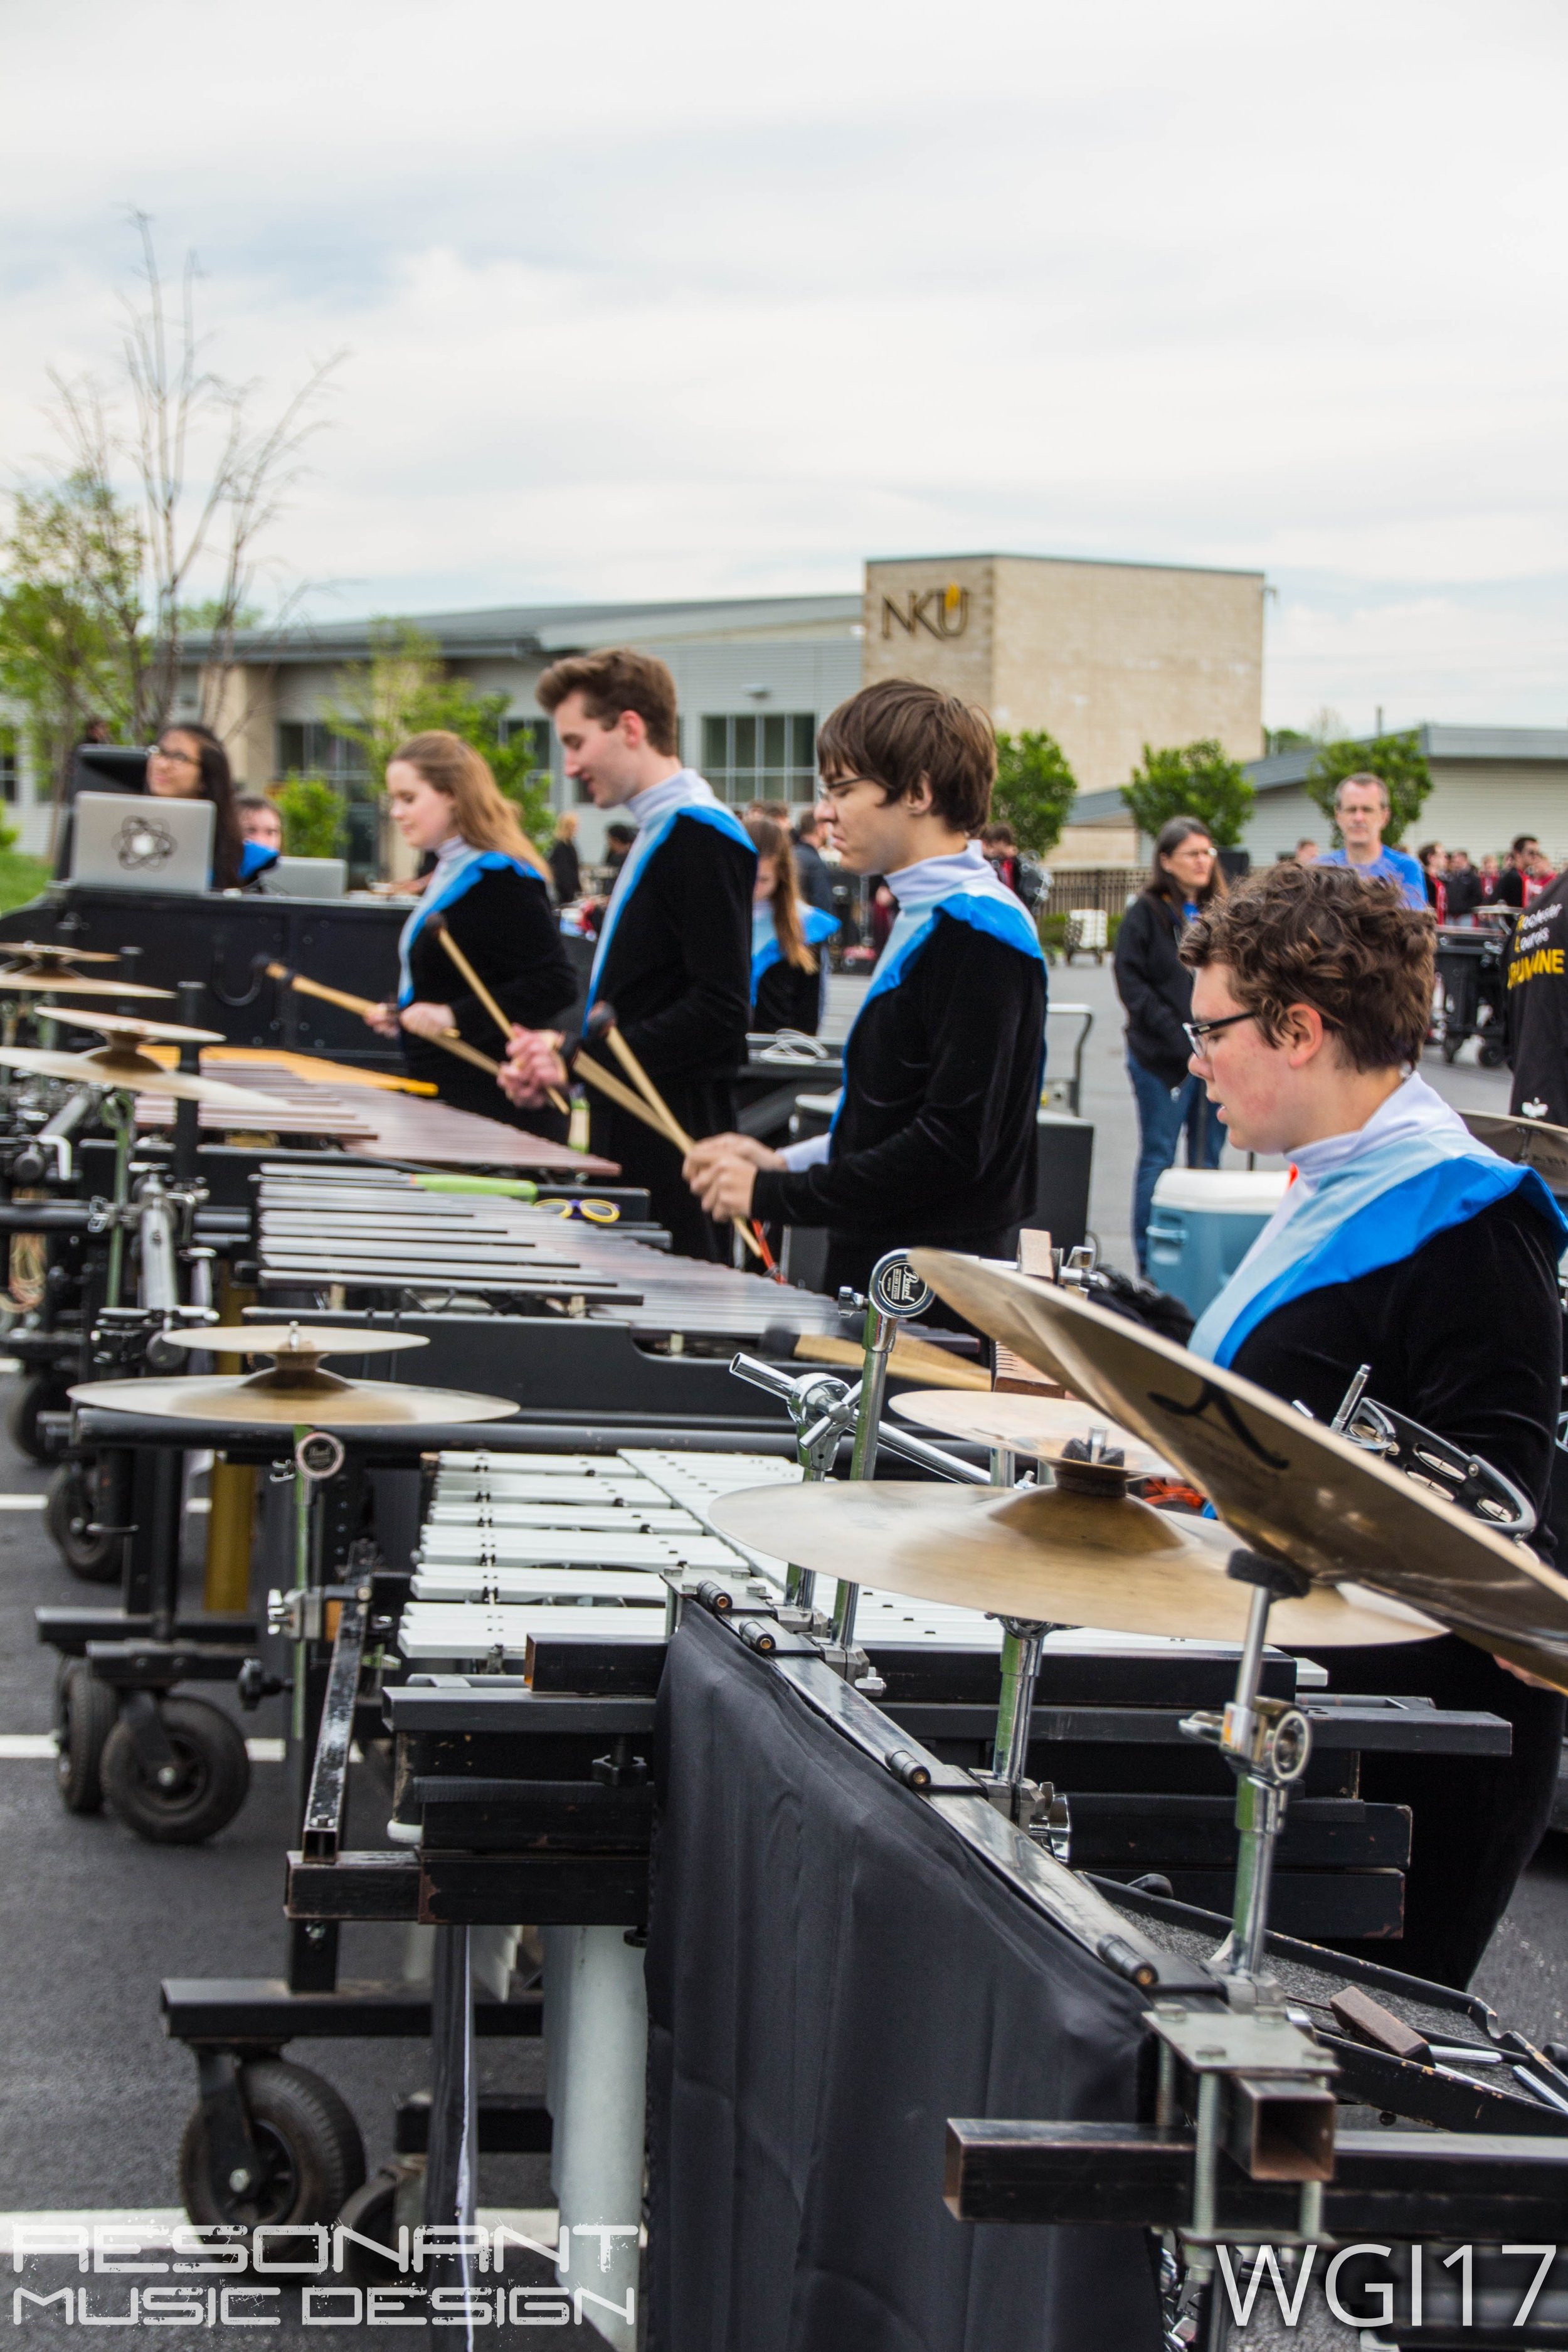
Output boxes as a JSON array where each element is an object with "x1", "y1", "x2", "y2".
[{"x1": 862, "y1": 553, "x2": 1266, "y2": 816}]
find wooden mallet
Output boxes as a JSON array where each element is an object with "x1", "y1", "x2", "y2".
[
  {"x1": 265, "y1": 961, "x2": 501, "y2": 1081},
  {"x1": 426, "y1": 916, "x2": 570, "y2": 1117},
  {"x1": 584, "y1": 1002, "x2": 765, "y2": 1263}
]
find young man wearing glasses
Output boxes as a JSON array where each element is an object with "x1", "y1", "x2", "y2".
[
  {"x1": 682, "y1": 680, "x2": 1046, "y2": 1301},
  {"x1": 1182, "y1": 858, "x2": 1566, "y2": 1986}
]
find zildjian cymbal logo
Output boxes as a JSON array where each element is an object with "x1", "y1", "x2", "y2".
[{"x1": 1148, "y1": 1380, "x2": 1291, "y2": 1471}]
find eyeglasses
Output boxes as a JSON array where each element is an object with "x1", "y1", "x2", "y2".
[
  {"x1": 1183, "y1": 1010, "x2": 1256, "y2": 1054},
  {"x1": 152, "y1": 745, "x2": 198, "y2": 766}
]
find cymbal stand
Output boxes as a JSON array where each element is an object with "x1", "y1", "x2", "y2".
[
  {"x1": 831, "y1": 1252, "x2": 940, "y2": 1655},
  {"x1": 1179, "y1": 1548, "x2": 1314, "y2": 1977}
]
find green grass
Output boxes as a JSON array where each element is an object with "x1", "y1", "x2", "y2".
[{"x1": 0, "y1": 848, "x2": 53, "y2": 915}]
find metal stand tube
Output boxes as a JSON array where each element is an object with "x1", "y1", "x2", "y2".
[
  {"x1": 423, "y1": 1924, "x2": 477, "y2": 2342},
  {"x1": 544, "y1": 1924, "x2": 645, "y2": 2352},
  {"x1": 830, "y1": 1305, "x2": 896, "y2": 1651},
  {"x1": 992, "y1": 1621, "x2": 1046, "y2": 1786}
]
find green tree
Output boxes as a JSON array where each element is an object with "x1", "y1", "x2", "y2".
[
  {"x1": 992, "y1": 729, "x2": 1077, "y2": 855},
  {"x1": 273, "y1": 775, "x2": 345, "y2": 859},
  {"x1": 1121, "y1": 739, "x2": 1254, "y2": 848},
  {"x1": 0, "y1": 473, "x2": 144, "y2": 834},
  {"x1": 325, "y1": 620, "x2": 554, "y2": 845},
  {"x1": 1305, "y1": 730, "x2": 1432, "y2": 849}
]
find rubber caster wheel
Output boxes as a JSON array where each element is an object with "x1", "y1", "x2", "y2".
[
  {"x1": 45, "y1": 1460, "x2": 122, "y2": 1583},
  {"x1": 55, "y1": 1660, "x2": 119, "y2": 1814},
  {"x1": 102, "y1": 1697, "x2": 251, "y2": 1843},
  {"x1": 336, "y1": 2163, "x2": 425, "y2": 2282},
  {"x1": 179, "y1": 2060, "x2": 366, "y2": 2228},
  {"x1": 1480, "y1": 1039, "x2": 1508, "y2": 1068},
  {"x1": 8, "y1": 1375, "x2": 69, "y2": 1465}
]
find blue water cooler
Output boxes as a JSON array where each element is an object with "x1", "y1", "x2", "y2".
[{"x1": 1145, "y1": 1168, "x2": 1290, "y2": 1318}]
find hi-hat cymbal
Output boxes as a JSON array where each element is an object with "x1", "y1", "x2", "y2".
[
  {"x1": 0, "y1": 973, "x2": 174, "y2": 999},
  {"x1": 159, "y1": 1323, "x2": 429, "y2": 1360},
  {"x1": 69, "y1": 1372, "x2": 519, "y2": 1428},
  {"x1": 0, "y1": 1042, "x2": 292, "y2": 1115},
  {"x1": 1463, "y1": 1111, "x2": 1568, "y2": 1192},
  {"x1": 909, "y1": 1249, "x2": 1568, "y2": 1686},
  {"x1": 37, "y1": 1008, "x2": 225, "y2": 1046},
  {"x1": 0, "y1": 942, "x2": 119, "y2": 966},
  {"x1": 893, "y1": 1389, "x2": 1176, "y2": 1475},
  {"x1": 708, "y1": 1481, "x2": 1441, "y2": 1647}
]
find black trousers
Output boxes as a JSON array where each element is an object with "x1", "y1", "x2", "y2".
[
  {"x1": 1318, "y1": 1633, "x2": 1564, "y2": 1986},
  {"x1": 589, "y1": 1076, "x2": 738, "y2": 1262}
]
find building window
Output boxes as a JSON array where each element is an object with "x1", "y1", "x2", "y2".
[
  {"x1": 700, "y1": 712, "x2": 817, "y2": 804},
  {"x1": 275, "y1": 722, "x2": 369, "y2": 787},
  {"x1": 500, "y1": 716, "x2": 551, "y2": 771},
  {"x1": 0, "y1": 726, "x2": 17, "y2": 805}
]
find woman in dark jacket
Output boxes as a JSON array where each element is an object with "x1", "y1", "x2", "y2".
[
  {"x1": 366, "y1": 731, "x2": 576, "y2": 1140},
  {"x1": 1113, "y1": 815, "x2": 1226, "y2": 1269}
]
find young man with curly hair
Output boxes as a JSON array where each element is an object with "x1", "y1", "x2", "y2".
[{"x1": 1182, "y1": 859, "x2": 1567, "y2": 1984}]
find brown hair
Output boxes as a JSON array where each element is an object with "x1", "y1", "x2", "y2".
[
  {"x1": 816, "y1": 679, "x2": 995, "y2": 835},
  {"x1": 1180, "y1": 860, "x2": 1434, "y2": 1071},
  {"x1": 1146, "y1": 815, "x2": 1226, "y2": 909},
  {"x1": 746, "y1": 815, "x2": 815, "y2": 972},
  {"x1": 535, "y1": 647, "x2": 679, "y2": 757},
  {"x1": 389, "y1": 731, "x2": 550, "y2": 881}
]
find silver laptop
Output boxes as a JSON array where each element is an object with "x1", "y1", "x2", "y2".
[
  {"x1": 71, "y1": 792, "x2": 215, "y2": 894},
  {"x1": 259, "y1": 856, "x2": 347, "y2": 900}
]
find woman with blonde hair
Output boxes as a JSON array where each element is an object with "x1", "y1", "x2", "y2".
[
  {"x1": 365, "y1": 730, "x2": 576, "y2": 1135},
  {"x1": 746, "y1": 813, "x2": 838, "y2": 1035}
]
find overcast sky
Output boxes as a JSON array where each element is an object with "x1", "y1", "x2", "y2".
[{"x1": 3, "y1": 0, "x2": 1566, "y2": 734}]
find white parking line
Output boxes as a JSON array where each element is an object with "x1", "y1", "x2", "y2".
[
  {"x1": 0, "y1": 1494, "x2": 45, "y2": 1509},
  {"x1": 0, "y1": 1734, "x2": 290, "y2": 1762}
]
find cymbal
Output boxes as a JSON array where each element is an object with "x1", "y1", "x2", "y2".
[
  {"x1": 36, "y1": 1008, "x2": 225, "y2": 1046},
  {"x1": 1463, "y1": 1111, "x2": 1568, "y2": 1191},
  {"x1": 0, "y1": 973, "x2": 174, "y2": 999},
  {"x1": 708, "y1": 1481, "x2": 1442, "y2": 1647},
  {"x1": 68, "y1": 1372, "x2": 519, "y2": 1428},
  {"x1": 0, "y1": 942, "x2": 119, "y2": 966},
  {"x1": 0, "y1": 1042, "x2": 292, "y2": 1115},
  {"x1": 893, "y1": 1388, "x2": 1176, "y2": 1474},
  {"x1": 909, "y1": 1250, "x2": 1568, "y2": 1686},
  {"x1": 159, "y1": 1323, "x2": 429, "y2": 1360}
]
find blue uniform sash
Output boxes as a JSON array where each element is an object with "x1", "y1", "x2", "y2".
[
  {"x1": 751, "y1": 903, "x2": 839, "y2": 997},
  {"x1": 1190, "y1": 1133, "x2": 1567, "y2": 1367},
  {"x1": 398, "y1": 847, "x2": 526, "y2": 1007},
  {"x1": 589, "y1": 798, "x2": 754, "y2": 1000}
]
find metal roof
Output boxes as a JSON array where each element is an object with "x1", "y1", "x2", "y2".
[
  {"x1": 184, "y1": 592, "x2": 863, "y2": 669},
  {"x1": 1241, "y1": 725, "x2": 1568, "y2": 797},
  {"x1": 867, "y1": 550, "x2": 1265, "y2": 581}
]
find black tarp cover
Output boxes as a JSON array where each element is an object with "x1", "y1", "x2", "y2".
[{"x1": 644, "y1": 1606, "x2": 1165, "y2": 2351}]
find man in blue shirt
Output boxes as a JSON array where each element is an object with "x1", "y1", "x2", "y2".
[{"x1": 1315, "y1": 771, "x2": 1428, "y2": 909}]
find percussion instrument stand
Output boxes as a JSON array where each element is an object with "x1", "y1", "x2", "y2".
[
  {"x1": 1180, "y1": 1549, "x2": 1314, "y2": 1978},
  {"x1": 831, "y1": 1252, "x2": 943, "y2": 1655}
]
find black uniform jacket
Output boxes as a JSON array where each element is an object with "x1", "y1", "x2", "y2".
[
  {"x1": 1231, "y1": 1185, "x2": 1566, "y2": 1986},
  {"x1": 752, "y1": 912, "x2": 1046, "y2": 1300},
  {"x1": 753, "y1": 953, "x2": 822, "y2": 1037},
  {"x1": 585, "y1": 812, "x2": 755, "y2": 1259},
  {"x1": 1113, "y1": 891, "x2": 1197, "y2": 1087},
  {"x1": 1508, "y1": 872, "x2": 1568, "y2": 1124},
  {"x1": 401, "y1": 864, "x2": 576, "y2": 1135}
]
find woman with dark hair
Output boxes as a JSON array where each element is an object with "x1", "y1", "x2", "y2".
[
  {"x1": 1113, "y1": 814, "x2": 1227, "y2": 1271},
  {"x1": 745, "y1": 813, "x2": 837, "y2": 1035},
  {"x1": 146, "y1": 723, "x2": 247, "y2": 891}
]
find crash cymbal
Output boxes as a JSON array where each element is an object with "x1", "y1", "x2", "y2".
[
  {"x1": 709, "y1": 1481, "x2": 1441, "y2": 1648},
  {"x1": 0, "y1": 972, "x2": 174, "y2": 999},
  {"x1": 68, "y1": 1372, "x2": 520, "y2": 1428},
  {"x1": 36, "y1": 1008, "x2": 224, "y2": 1046},
  {"x1": 0, "y1": 1042, "x2": 292, "y2": 1115},
  {"x1": 1463, "y1": 1111, "x2": 1568, "y2": 1191},
  {"x1": 893, "y1": 1388, "x2": 1176, "y2": 1474},
  {"x1": 909, "y1": 1249, "x2": 1568, "y2": 1687},
  {"x1": 0, "y1": 941, "x2": 119, "y2": 967},
  {"x1": 158, "y1": 1323, "x2": 430, "y2": 1361}
]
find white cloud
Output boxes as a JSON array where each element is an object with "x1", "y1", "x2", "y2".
[{"x1": 1, "y1": 0, "x2": 1566, "y2": 726}]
